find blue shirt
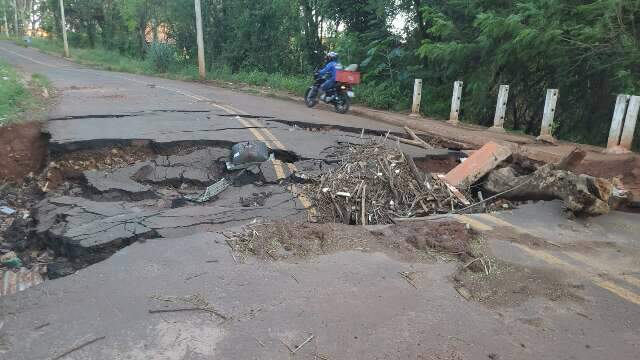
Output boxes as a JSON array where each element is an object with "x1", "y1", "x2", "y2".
[{"x1": 319, "y1": 61, "x2": 338, "y2": 81}]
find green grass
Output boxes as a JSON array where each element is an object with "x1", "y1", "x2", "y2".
[
  {"x1": 0, "y1": 60, "x2": 29, "y2": 125},
  {"x1": 0, "y1": 59, "x2": 51, "y2": 126},
  {"x1": 23, "y1": 37, "x2": 411, "y2": 112}
]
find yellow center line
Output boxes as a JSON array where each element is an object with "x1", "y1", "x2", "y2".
[
  {"x1": 5, "y1": 43, "x2": 307, "y2": 199},
  {"x1": 235, "y1": 117, "x2": 268, "y2": 143},
  {"x1": 564, "y1": 251, "x2": 640, "y2": 289},
  {"x1": 452, "y1": 215, "x2": 493, "y2": 232},
  {"x1": 243, "y1": 118, "x2": 287, "y2": 150},
  {"x1": 231, "y1": 116, "x2": 316, "y2": 215},
  {"x1": 476, "y1": 213, "x2": 529, "y2": 233},
  {"x1": 477, "y1": 214, "x2": 640, "y2": 291},
  {"x1": 512, "y1": 243, "x2": 640, "y2": 306}
]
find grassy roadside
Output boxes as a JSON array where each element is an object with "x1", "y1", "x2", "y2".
[
  {"x1": 20, "y1": 38, "x2": 411, "y2": 112},
  {"x1": 0, "y1": 59, "x2": 51, "y2": 126}
]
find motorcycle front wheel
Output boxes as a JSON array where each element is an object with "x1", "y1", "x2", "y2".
[
  {"x1": 305, "y1": 87, "x2": 318, "y2": 108},
  {"x1": 334, "y1": 94, "x2": 350, "y2": 114}
]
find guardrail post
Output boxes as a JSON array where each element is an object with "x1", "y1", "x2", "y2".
[
  {"x1": 410, "y1": 79, "x2": 423, "y2": 117},
  {"x1": 619, "y1": 95, "x2": 640, "y2": 152},
  {"x1": 490, "y1": 85, "x2": 509, "y2": 132},
  {"x1": 537, "y1": 89, "x2": 559, "y2": 143},
  {"x1": 448, "y1": 81, "x2": 463, "y2": 125},
  {"x1": 605, "y1": 94, "x2": 631, "y2": 153}
]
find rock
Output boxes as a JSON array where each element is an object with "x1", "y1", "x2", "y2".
[{"x1": 47, "y1": 258, "x2": 76, "y2": 279}]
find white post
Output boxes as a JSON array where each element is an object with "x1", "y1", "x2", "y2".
[
  {"x1": 619, "y1": 95, "x2": 640, "y2": 151},
  {"x1": 606, "y1": 94, "x2": 630, "y2": 151},
  {"x1": 194, "y1": 0, "x2": 206, "y2": 79},
  {"x1": 448, "y1": 80, "x2": 463, "y2": 124},
  {"x1": 410, "y1": 79, "x2": 423, "y2": 116},
  {"x1": 537, "y1": 89, "x2": 559, "y2": 142},
  {"x1": 491, "y1": 85, "x2": 509, "y2": 132},
  {"x1": 59, "y1": 0, "x2": 69, "y2": 57}
]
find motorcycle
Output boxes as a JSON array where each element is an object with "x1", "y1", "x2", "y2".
[{"x1": 304, "y1": 72, "x2": 355, "y2": 114}]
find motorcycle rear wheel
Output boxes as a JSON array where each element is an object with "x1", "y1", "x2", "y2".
[
  {"x1": 305, "y1": 87, "x2": 318, "y2": 108},
  {"x1": 334, "y1": 94, "x2": 350, "y2": 114}
]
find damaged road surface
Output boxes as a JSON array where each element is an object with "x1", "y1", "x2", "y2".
[{"x1": 1, "y1": 41, "x2": 640, "y2": 360}]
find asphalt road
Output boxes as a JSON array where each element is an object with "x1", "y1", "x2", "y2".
[{"x1": 1, "y1": 41, "x2": 640, "y2": 360}]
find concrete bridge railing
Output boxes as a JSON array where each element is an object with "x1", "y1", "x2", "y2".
[{"x1": 409, "y1": 79, "x2": 639, "y2": 153}]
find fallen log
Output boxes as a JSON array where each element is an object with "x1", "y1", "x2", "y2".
[{"x1": 483, "y1": 164, "x2": 612, "y2": 215}]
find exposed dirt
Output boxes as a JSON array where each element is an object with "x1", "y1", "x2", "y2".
[
  {"x1": 414, "y1": 156, "x2": 459, "y2": 174},
  {"x1": 576, "y1": 155, "x2": 640, "y2": 207},
  {"x1": 0, "y1": 122, "x2": 48, "y2": 183},
  {"x1": 453, "y1": 260, "x2": 585, "y2": 308},
  {"x1": 227, "y1": 220, "x2": 477, "y2": 265}
]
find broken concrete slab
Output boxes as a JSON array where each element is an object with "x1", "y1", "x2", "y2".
[
  {"x1": 32, "y1": 184, "x2": 307, "y2": 271},
  {"x1": 260, "y1": 159, "x2": 293, "y2": 183},
  {"x1": 444, "y1": 141, "x2": 512, "y2": 188},
  {"x1": 135, "y1": 148, "x2": 230, "y2": 185},
  {"x1": 84, "y1": 163, "x2": 154, "y2": 199}
]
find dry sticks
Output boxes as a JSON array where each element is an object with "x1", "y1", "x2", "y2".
[{"x1": 307, "y1": 140, "x2": 470, "y2": 225}]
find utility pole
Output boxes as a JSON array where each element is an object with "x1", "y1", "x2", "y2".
[
  {"x1": 59, "y1": 0, "x2": 69, "y2": 57},
  {"x1": 2, "y1": 0, "x2": 10, "y2": 38},
  {"x1": 194, "y1": 0, "x2": 206, "y2": 79}
]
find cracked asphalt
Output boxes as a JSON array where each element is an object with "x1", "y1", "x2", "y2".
[{"x1": 1, "y1": 41, "x2": 640, "y2": 360}]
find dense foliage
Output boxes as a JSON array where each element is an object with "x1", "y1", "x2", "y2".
[{"x1": 2, "y1": 0, "x2": 639, "y2": 146}]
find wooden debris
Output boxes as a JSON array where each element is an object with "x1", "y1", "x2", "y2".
[
  {"x1": 306, "y1": 141, "x2": 472, "y2": 224},
  {"x1": 52, "y1": 336, "x2": 106, "y2": 360},
  {"x1": 399, "y1": 271, "x2": 418, "y2": 288},
  {"x1": 483, "y1": 164, "x2": 612, "y2": 215},
  {"x1": 294, "y1": 334, "x2": 315, "y2": 353}
]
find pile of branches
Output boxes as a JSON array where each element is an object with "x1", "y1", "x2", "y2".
[{"x1": 306, "y1": 141, "x2": 470, "y2": 225}]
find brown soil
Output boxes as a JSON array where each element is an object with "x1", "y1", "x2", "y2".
[
  {"x1": 414, "y1": 157, "x2": 459, "y2": 174},
  {"x1": 47, "y1": 146, "x2": 154, "y2": 189},
  {"x1": 0, "y1": 122, "x2": 47, "y2": 183},
  {"x1": 371, "y1": 221, "x2": 474, "y2": 256},
  {"x1": 453, "y1": 261, "x2": 585, "y2": 308},
  {"x1": 228, "y1": 220, "x2": 476, "y2": 264}
]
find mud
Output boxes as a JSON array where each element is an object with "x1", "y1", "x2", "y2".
[
  {"x1": 227, "y1": 220, "x2": 476, "y2": 265},
  {"x1": 0, "y1": 122, "x2": 48, "y2": 183}
]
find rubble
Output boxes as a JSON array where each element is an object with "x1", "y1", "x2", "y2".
[{"x1": 444, "y1": 141, "x2": 512, "y2": 188}]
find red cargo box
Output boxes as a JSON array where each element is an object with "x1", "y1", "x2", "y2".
[{"x1": 336, "y1": 70, "x2": 361, "y2": 85}]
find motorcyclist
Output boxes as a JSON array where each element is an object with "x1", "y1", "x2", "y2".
[{"x1": 318, "y1": 51, "x2": 342, "y2": 101}]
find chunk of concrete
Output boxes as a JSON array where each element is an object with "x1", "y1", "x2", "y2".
[{"x1": 444, "y1": 141, "x2": 512, "y2": 188}]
